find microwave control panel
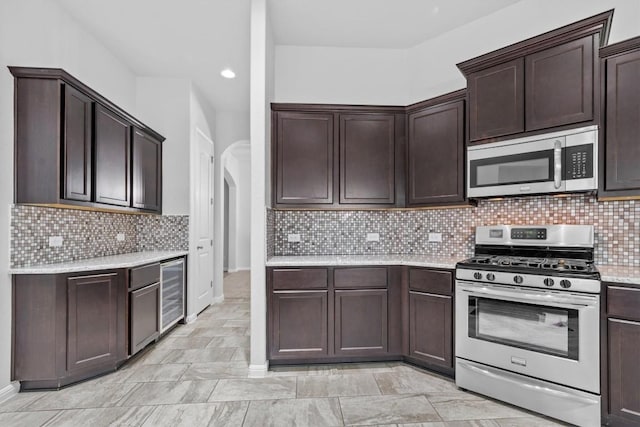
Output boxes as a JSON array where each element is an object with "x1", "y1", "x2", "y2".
[{"x1": 564, "y1": 144, "x2": 593, "y2": 180}]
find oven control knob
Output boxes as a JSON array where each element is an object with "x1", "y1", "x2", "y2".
[
  {"x1": 514, "y1": 275, "x2": 523, "y2": 284},
  {"x1": 560, "y1": 279, "x2": 572, "y2": 289},
  {"x1": 473, "y1": 272, "x2": 483, "y2": 280},
  {"x1": 544, "y1": 278, "x2": 554, "y2": 287},
  {"x1": 486, "y1": 273, "x2": 495, "y2": 281}
]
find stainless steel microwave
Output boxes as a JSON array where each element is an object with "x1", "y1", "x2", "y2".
[{"x1": 467, "y1": 125, "x2": 597, "y2": 198}]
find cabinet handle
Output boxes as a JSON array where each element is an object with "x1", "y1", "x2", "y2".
[{"x1": 196, "y1": 246, "x2": 204, "y2": 250}]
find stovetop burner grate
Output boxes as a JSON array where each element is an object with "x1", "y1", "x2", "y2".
[{"x1": 462, "y1": 255, "x2": 597, "y2": 276}]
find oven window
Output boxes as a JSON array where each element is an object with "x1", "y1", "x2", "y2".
[
  {"x1": 470, "y1": 150, "x2": 554, "y2": 188},
  {"x1": 468, "y1": 297, "x2": 579, "y2": 360}
]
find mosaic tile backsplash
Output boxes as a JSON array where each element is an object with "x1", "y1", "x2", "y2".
[
  {"x1": 273, "y1": 194, "x2": 640, "y2": 266},
  {"x1": 266, "y1": 208, "x2": 275, "y2": 258},
  {"x1": 11, "y1": 205, "x2": 189, "y2": 267}
]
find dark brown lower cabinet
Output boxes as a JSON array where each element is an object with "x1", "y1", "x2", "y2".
[
  {"x1": 13, "y1": 270, "x2": 126, "y2": 390},
  {"x1": 408, "y1": 291, "x2": 452, "y2": 369},
  {"x1": 604, "y1": 282, "x2": 640, "y2": 426},
  {"x1": 607, "y1": 319, "x2": 640, "y2": 426},
  {"x1": 269, "y1": 291, "x2": 328, "y2": 359},
  {"x1": 267, "y1": 265, "x2": 450, "y2": 374},
  {"x1": 335, "y1": 289, "x2": 388, "y2": 356},
  {"x1": 67, "y1": 273, "x2": 119, "y2": 374},
  {"x1": 130, "y1": 283, "x2": 160, "y2": 355}
]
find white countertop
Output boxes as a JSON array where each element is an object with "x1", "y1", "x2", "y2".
[
  {"x1": 598, "y1": 265, "x2": 640, "y2": 285},
  {"x1": 10, "y1": 251, "x2": 189, "y2": 274},
  {"x1": 266, "y1": 255, "x2": 461, "y2": 270}
]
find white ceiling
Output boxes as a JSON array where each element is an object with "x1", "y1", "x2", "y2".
[
  {"x1": 56, "y1": 0, "x2": 521, "y2": 114},
  {"x1": 269, "y1": 0, "x2": 522, "y2": 48}
]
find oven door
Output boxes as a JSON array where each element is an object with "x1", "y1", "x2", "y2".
[
  {"x1": 467, "y1": 137, "x2": 564, "y2": 198},
  {"x1": 455, "y1": 280, "x2": 600, "y2": 393}
]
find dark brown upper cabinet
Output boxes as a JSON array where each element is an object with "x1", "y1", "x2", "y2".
[
  {"x1": 95, "y1": 105, "x2": 131, "y2": 207},
  {"x1": 272, "y1": 104, "x2": 405, "y2": 208},
  {"x1": 525, "y1": 36, "x2": 594, "y2": 131},
  {"x1": 458, "y1": 10, "x2": 612, "y2": 144},
  {"x1": 132, "y1": 128, "x2": 163, "y2": 212},
  {"x1": 63, "y1": 85, "x2": 93, "y2": 202},
  {"x1": 468, "y1": 58, "x2": 524, "y2": 141},
  {"x1": 599, "y1": 37, "x2": 640, "y2": 200},
  {"x1": 340, "y1": 114, "x2": 396, "y2": 205},
  {"x1": 274, "y1": 111, "x2": 334, "y2": 205},
  {"x1": 407, "y1": 90, "x2": 466, "y2": 206},
  {"x1": 9, "y1": 67, "x2": 164, "y2": 214}
]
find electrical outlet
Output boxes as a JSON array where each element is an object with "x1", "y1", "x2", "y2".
[
  {"x1": 116, "y1": 233, "x2": 125, "y2": 242},
  {"x1": 49, "y1": 236, "x2": 63, "y2": 247},
  {"x1": 366, "y1": 232, "x2": 380, "y2": 242},
  {"x1": 287, "y1": 233, "x2": 301, "y2": 243},
  {"x1": 428, "y1": 232, "x2": 443, "y2": 242}
]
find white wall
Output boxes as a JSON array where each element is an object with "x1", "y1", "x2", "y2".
[
  {"x1": 274, "y1": 0, "x2": 640, "y2": 105},
  {"x1": 249, "y1": 0, "x2": 274, "y2": 376},
  {"x1": 0, "y1": 0, "x2": 137, "y2": 394},
  {"x1": 227, "y1": 147, "x2": 251, "y2": 271},
  {"x1": 215, "y1": 111, "x2": 250, "y2": 157},
  {"x1": 136, "y1": 78, "x2": 191, "y2": 215},
  {"x1": 275, "y1": 46, "x2": 409, "y2": 105}
]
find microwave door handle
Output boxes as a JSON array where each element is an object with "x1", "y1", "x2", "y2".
[{"x1": 554, "y1": 140, "x2": 562, "y2": 189}]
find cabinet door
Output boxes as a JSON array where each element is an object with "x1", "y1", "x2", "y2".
[
  {"x1": 62, "y1": 85, "x2": 93, "y2": 202},
  {"x1": 468, "y1": 58, "x2": 524, "y2": 142},
  {"x1": 95, "y1": 105, "x2": 131, "y2": 207},
  {"x1": 275, "y1": 112, "x2": 334, "y2": 205},
  {"x1": 340, "y1": 114, "x2": 395, "y2": 205},
  {"x1": 130, "y1": 283, "x2": 160, "y2": 355},
  {"x1": 525, "y1": 36, "x2": 594, "y2": 131},
  {"x1": 270, "y1": 291, "x2": 328, "y2": 359},
  {"x1": 67, "y1": 273, "x2": 119, "y2": 373},
  {"x1": 335, "y1": 289, "x2": 388, "y2": 356},
  {"x1": 132, "y1": 129, "x2": 162, "y2": 212},
  {"x1": 408, "y1": 101, "x2": 464, "y2": 205},
  {"x1": 608, "y1": 318, "x2": 640, "y2": 425},
  {"x1": 603, "y1": 49, "x2": 640, "y2": 195},
  {"x1": 409, "y1": 291, "x2": 452, "y2": 368}
]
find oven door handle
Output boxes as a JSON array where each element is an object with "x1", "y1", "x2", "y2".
[
  {"x1": 458, "y1": 286, "x2": 598, "y2": 308},
  {"x1": 458, "y1": 360, "x2": 600, "y2": 406}
]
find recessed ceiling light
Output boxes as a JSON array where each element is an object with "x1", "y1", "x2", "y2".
[{"x1": 220, "y1": 68, "x2": 236, "y2": 79}]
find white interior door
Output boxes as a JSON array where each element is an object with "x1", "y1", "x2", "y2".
[{"x1": 195, "y1": 129, "x2": 214, "y2": 314}]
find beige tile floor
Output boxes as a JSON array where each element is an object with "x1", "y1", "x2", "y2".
[{"x1": 0, "y1": 271, "x2": 567, "y2": 426}]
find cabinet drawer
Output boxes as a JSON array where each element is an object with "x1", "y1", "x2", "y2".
[
  {"x1": 409, "y1": 268, "x2": 452, "y2": 295},
  {"x1": 130, "y1": 263, "x2": 160, "y2": 291},
  {"x1": 272, "y1": 268, "x2": 328, "y2": 290},
  {"x1": 334, "y1": 267, "x2": 387, "y2": 289},
  {"x1": 608, "y1": 285, "x2": 640, "y2": 321}
]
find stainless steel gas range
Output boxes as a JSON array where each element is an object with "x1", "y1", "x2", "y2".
[{"x1": 455, "y1": 224, "x2": 601, "y2": 427}]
